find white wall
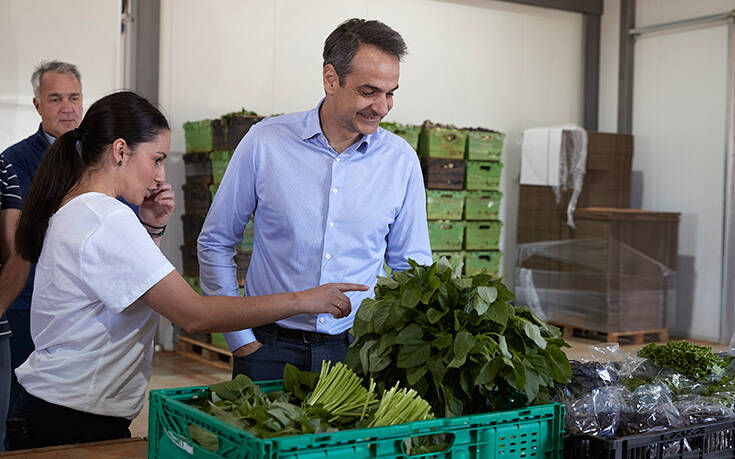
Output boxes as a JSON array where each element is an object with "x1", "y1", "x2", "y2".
[
  {"x1": 598, "y1": 0, "x2": 735, "y2": 341},
  {"x1": 598, "y1": 0, "x2": 619, "y2": 133},
  {"x1": 159, "y1": 0, "x2": 585, "y2": 280},
  {"x1": 0, "y1": 0, "x2": 122, "y2": 151}
]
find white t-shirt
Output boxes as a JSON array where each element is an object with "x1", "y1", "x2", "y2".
[{"x1": 15, "y1": 192, "x2": 175, "y2": 419}]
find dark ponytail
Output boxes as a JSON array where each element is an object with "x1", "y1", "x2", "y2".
[{"x1": 16, "y1": 91, "x2": 169, "y2": 262}]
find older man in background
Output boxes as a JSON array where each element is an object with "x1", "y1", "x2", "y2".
[{"x1": 0, "y1": 61, "x2": 83, "y2": 420}]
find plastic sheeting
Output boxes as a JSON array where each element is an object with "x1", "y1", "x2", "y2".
[
  {"x1": 515, "y1": 238, "x2": 676, "y2": 333},
  {"x1": 554, "y1": 127, "x2": 588, "y2": 228}
]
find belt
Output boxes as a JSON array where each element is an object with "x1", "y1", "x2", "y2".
[{"x1": 256, "y1": 323, "x2": 348, "y2": 344}]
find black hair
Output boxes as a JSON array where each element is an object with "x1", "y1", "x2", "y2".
[
  {"x1": 323, "y1": 18, "x2": 407, "y2": 85},
  {"x1": 16, "y1": 91, "x2": 169, "y2": 262}
]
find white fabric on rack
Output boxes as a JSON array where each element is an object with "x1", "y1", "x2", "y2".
[
  {"x1": 521, "y1": 125, "x2": 588, "y2": 228},
  {"x1": 520, "y1": 127, "x2": 563, "y2": 186}
]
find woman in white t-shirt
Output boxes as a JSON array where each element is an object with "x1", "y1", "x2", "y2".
[{"x1": 10, "y1": 91, "x2": 367, "y2": 448}]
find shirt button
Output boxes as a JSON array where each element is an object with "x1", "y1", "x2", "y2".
[
  {"x1": 332, "y1": 188, "x2": 338, "y2": 194},
  {"x1": 325, "y1": 254, "x2": 332, "y2": 260},
  {"x1": 329, "y1": 222, "x2": 334, "y2": 227},
  {"x1": 319, "y1": 317, "x2": 326, "y2": 324},
  {"x1": 336, "y1": 157, "x2": 341, "y2": 162}
]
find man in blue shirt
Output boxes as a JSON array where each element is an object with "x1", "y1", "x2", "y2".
[
  {"x1": 0, "y1": 61, "x2": 84, "y2": 413},
  {"x1": 0, "y1": 154, "x2": 19, "y2": 450},
  {"x1": 198, "y1": 18, "x2": 432, "y2": 381}
]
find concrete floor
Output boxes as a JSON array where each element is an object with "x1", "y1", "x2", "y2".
[{"x1": 132, "y1": 337, "x2": 729, "y2": 438}]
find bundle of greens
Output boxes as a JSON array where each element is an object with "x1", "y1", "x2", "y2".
[
  {"x1": 369, "y1": 384, "x2": 434, "y2": 427},
  {"x1": 639, "y1": 341, "x2": 727, "y2": 380},
  {"x1": 306, "y1": 361, "x2": 376, "y2": 423},
  {"x1": 345, "y1": 258, "x2": 572, "y2": 418}
]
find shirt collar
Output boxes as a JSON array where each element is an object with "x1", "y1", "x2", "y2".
[
  {"x1": 43, "y1": 130, "x2": 56, "y2": 145},
  {"x1": 35, "y1": 123, "x2": 55, "y2": 146},
  {"x1": 302, "y1": 99, "x2": 375, "y2": 155}
]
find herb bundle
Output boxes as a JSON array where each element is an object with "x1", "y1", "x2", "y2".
[
  {"x1": 639, "y1": 341, "x2": 727, "y2": 380},
  {"x1": 345, "y1": 258, "x2": 572, "y2": 418}
]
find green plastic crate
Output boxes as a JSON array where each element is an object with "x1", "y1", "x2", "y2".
[
  {"x1": 210, "y1": 332, "x2": 228, "y2": 350},
  {"x1": 380, "y1": 122, "x2": 420, "y2": 151},
  {"x1": 418, "y1": 127, "x2": 467, "y2": 159},
  {"x1": 466, "y1": 161, "x2": 503, "y2": 191},
  {"x1": 426, "y1": 190, "x2": 464, "y2": 220},
  {"x1": 465, "y1": 221, "x2": 503, "y2": 250},
  {"x1": 147, "y1": 382, "x2": 565, "y2": 459},
  {"x1": 465, "y1": 191, "x2": 503, "y2": 220},
  {"x1": 209, "y1": 184, "x2": 219, "y2": 202},
  {"x1": 431, "y1": 251, "x2": 464, "y2": 270},
  {"x1": 465, "y1": 251, "x2": 503, "y2": 276},
  {"x1": 209, "y1": 151, "x2": 233, "y2": 185},
  {"x1": 467, "y1": 131, "x2": 505, "y2": 161},
  {"x1": 183, "y1": 119, "x2": 225, "y2": 153},
  {"x1": 428, "y1": 221, "x2": 465, "y2": 251}
]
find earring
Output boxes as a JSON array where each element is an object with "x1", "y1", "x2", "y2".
[{"x1": 118, "y1": 160, "x2": 123, "y2": 166}]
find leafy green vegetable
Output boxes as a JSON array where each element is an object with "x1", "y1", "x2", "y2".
[
  {"x1": 345, "y1": 258, "x2": 571, "y2": 418},
  {"x1": 639, "y1": 341, "x2": 726, "y2": 380},
  {"x1": 188, "y1": 362, "x2": 433, "y2": 444}
]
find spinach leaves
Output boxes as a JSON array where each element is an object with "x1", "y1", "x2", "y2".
[{"x1": 345, "y1": 258, "x2": 572, "y2": 417}]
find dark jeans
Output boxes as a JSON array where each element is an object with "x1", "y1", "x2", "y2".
[
  {"x1": 6, "y1": 310, "x2": 33, "y2": 415},
  {"x1": 8, "y1": 386, "x2": 131, "y2": 450},
  {"x1": 0, "y1": 339, "x2": 10, "y2": 452},
  {"x1": 233, "y1": 324, "x2": 352, "y2": 381}
]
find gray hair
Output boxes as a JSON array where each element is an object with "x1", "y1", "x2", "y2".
[{"x1": 31, "y1": 61, "x2": 81, "y2": 98}]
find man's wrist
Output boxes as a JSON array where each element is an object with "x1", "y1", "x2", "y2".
[{"x1": 232, "y1": 340, "x2": 262, "y2": 357}]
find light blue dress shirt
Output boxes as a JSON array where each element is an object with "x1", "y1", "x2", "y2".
[{"x1": 197, "y1": 100, "x2": 432, "y2": 351}]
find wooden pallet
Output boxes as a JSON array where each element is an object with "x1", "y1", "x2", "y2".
[
  {"x1": 549, "y1": 322, "x2": 668, "y2": 344},
  {"x1": 176, "y1": 335, "x2": 233, "y2": 370}
]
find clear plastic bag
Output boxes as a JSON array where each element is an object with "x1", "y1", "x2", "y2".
[
  {"x1": 554, "y1": 359, "x2": 618, "y2": 403},
  {"x1": 565, "y1": 386, "x2": 628, "y2": 438},
  {"x1": 673, "y1": 394, "x2": 735, "y2": 424},
  {"x1": 617, "y1": 384, "x2": 684, "y2": 436},
  {"x1": 623, "y1": 364, "x2": 700, "y2": 397},
  {"x1": 590, "y1": 343, "x2": 646, "y2": 379}
]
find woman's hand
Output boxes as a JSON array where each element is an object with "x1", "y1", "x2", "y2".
[
  {"x1": 295, "y1": 283, "x2": 369, "y2": 318},
  {"x1": 139, "y1": 182, "x2": 176, "y2": 228}
]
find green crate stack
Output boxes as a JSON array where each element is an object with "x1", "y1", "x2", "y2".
[
  {"x1": 183, "y1": 114, "x2": 260, "y2": 286},
  {"x1": 182, "y1": 113, "x2": 262, "y2": 348},
  {"x1": 462, "y1": 128, "x2": 504, "y2": 276},
  {"x1": 420, "y1": 123, "x2": 466, "y2": 261},
  {"x1": 418, "y1": 123, "x2": 505, "y2": 276}
]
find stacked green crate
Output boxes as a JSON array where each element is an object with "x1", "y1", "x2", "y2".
[
  {"x1": 183, "y1": 115, "x2": 256, "y2": 284},
  {"x1": 420, "y1": 123, "x2": 467, "y2": 267},
  {"x1": 418, "y1": 123, "x2": 505, "y2": 276},
  {"x1": 183, "y1": 114, "x2": 261, "y2": 348},
  {"x1": 463, "y1": 129, "x2": 505, "y2": 276}
]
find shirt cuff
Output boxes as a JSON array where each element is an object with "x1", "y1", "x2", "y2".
[{"x1": 224, "y1": 329, "x2": 256, "y2": 351}]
